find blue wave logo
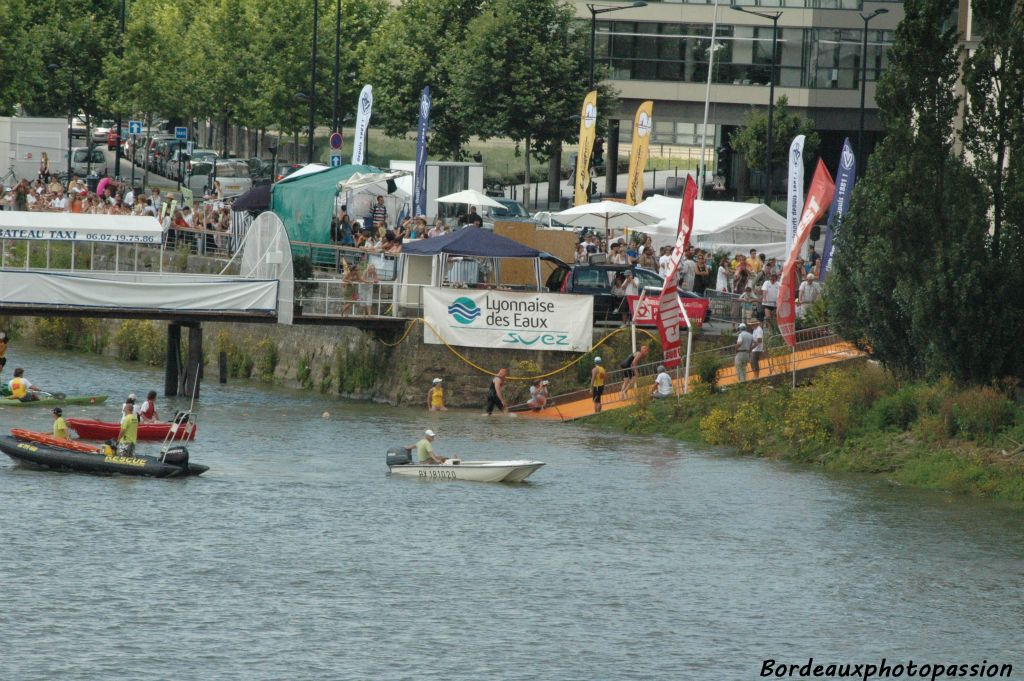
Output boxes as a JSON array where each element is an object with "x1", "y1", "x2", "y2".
[{"x1": 448, "y1": 297, "x2": 480, "y2": 325}]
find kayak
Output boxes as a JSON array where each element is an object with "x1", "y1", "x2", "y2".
[
  {"x1": 66, "y1": 418, "x2": 197, "y2": 442},
  {"x1": 0, "y1": 435, "x2": 208, "y2": 477},
  {"x1": 0, "y1": 395, "x2": 108, "y2": 408},
  {"x1": 10, "y1": 428, "x2": 103, "y2": 453}
]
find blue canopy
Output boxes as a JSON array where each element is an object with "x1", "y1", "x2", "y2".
[{"x1": 403, "y1": 228, "x2": 540, "y2": 258}]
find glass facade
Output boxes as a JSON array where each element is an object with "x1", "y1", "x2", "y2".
[{"x1": 596, "y1": 21, "x2": 892, "y2": 90}]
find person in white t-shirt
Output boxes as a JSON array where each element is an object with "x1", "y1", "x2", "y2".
[
  {"x1": 680, "y1": 254, "x2": 697, "y2": 291},
  {"x1": 651, "y1": 365, "x2": 673, "y2": 398},
  {"x1": 760, "y1": 272, "x2": 780, "y2": 321},
  {"x1": 750, "y1": 320, "x2": 765, "y2": 379},
  {"x1": 658, "y1": 247, "x2": 672, "y2": 278}
]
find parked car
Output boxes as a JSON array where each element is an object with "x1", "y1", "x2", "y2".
[
  {"x1": 274, "y1": 163, "x2": 304, "y2": 182},
  {"x1": 106, "y1": 128, "x2": 120, "y2": 151},
  {"x1": 68, "y1": 146, "x2": 109, "y2": 178},
  {"x1": 545, "y1": 263, "x2": 711, "y2": 324},
  {"x1": 209, "y1": 160, "x2": 252, "y2": 197},
  {"x1": 91, "y1": 122, "x2": 112, "y2": 144},
  {"x1": 166, "y1": 147, "x2": 217, "y2": 181},
  {"x1": 185, "y1": 161, "x2": 214, "y2": 194},
  {"x1": 244, "y1": 157, "x2": 274, "y2": 185},
  {"x1": 144, "y1": 134, "x2": 177, "y2": 172}
]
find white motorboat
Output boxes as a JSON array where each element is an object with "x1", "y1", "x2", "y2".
[{"x1": 386, "y1": 448, "x2": 544, "y2": 483}]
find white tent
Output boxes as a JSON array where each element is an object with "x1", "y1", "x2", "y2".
[{"x1": 632, "y1": 195, "x2": 788, "y2": 258}]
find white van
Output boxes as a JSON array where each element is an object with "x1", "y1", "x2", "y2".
[{"x1": 69, "y1": 147, "x2": 109, "y2": 177}]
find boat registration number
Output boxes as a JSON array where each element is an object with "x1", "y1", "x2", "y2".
[{"x1": 419, "y1": 468, "x2": 456, "y2": 480}]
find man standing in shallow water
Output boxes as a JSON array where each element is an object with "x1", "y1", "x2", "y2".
[{"x1": 485, "y1": 368, "x2": 509, "y2": 416}]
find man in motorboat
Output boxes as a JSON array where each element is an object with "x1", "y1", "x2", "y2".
[
  {"x1": 52, "y1": 407, "x2": 70, "y2": 440},
  {"x1": 138, "y1": 390, "x2": 159, "y2": 423},
  {"x1": 8, "y1": 367, "x2": 45, "y2": 402},
  {"x1": 116, "y1": 402, "x2": 139, "y2": 457},
  {"x1": 410, "y1": 429, "x2": 455, "y2": 465}
]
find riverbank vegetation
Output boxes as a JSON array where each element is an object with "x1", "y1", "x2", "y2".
[{"x1": 589, "y1": 363, "x2": 1024, "y2": 501}]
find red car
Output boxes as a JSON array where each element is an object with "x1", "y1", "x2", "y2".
[{"x1": 106, "y1": 129, "x2": 120, "y2": 151}]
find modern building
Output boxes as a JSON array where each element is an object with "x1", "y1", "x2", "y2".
[{"x1": 573, "y1": 0, "x2": 903, "y2": 196}]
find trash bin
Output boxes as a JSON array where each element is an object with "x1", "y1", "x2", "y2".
[{"x1": 86, "y1": 174, "x2": 99, "y2": 194}]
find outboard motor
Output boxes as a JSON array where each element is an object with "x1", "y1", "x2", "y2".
[
  {"x1": 161, "y1": 445, "x2": 190, "y2": 467},
  {"x1": 386, "y1": 446, "x2": 412, "y2": 466}
]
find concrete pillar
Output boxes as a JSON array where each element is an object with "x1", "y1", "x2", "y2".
[
  {"x1": 165, "y1": 322, "x2": 181, "y2": 397},
  {"x1": 547, "y1": 146, "x2": 562, "y2": 209},
  {"x1": 605, "y1": 119, "x2": 620, "y2": 196},
  {"x1": 183, "y1": 324, "x2": 203, "y2": 399}
]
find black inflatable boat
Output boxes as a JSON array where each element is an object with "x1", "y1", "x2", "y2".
[{"x1": 0, "y1": 436, "x2": 208, "y2": 477}]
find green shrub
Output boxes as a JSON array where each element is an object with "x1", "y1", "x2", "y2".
[
  {"x1": 695, "y1": 353, "x2": 726, "y2": 389},
  {"x1": 950, "y1": 386, "x2": 1015, "y2": 441},
  {"x1": 255, "y1": 339, "x2": 279, "y2": 380},
  {"x1": 865, "y1": 388, "x2": 918, "y2": 431},
  {"x1": 114, "y1": 320, "x2": 165, "y2": 365}
]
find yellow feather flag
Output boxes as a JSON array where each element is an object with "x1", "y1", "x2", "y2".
[
  {"x1": 625, "y1": 100, "x2": 654, "y2": 205},
  {"x1": 574, "y1": 90, "x2": 598, "y2": 206}
]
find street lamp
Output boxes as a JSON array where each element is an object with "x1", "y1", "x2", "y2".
[
  {"x1": 308, "y1": 0, "x2": 319, "y2": 164},
  {"x1": 47, "y1": 63, "x2": 73, "y2": 188},
  {"x1": 332, "y1": 0, "x2": 341, "y2": 134},
  {"x1": 114, "y1": 0, "x2": 126, "y2": 178},
  {"x1": 858, "y1": 8, "x2": 888, "y2": 179},
  {"x1": 731, "y1": 5, "x2": 782, "y2": 205},
  {"x1": 588, "y1": 1, "x2": 647, "y2": 89}
]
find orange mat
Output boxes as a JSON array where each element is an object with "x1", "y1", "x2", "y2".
[{"x1": 522, "y1": 342, "x2": 864, "y2": 422}]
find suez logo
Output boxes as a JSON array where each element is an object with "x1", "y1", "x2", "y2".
[{"x1": 447, "y1": 297, "x2": 481, "y2": 324}]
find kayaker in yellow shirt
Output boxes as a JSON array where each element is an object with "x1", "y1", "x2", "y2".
[
  {"x1": 52, "y1": 407, "x2": 69, "y2": 440},
  {"x1": 116, "y1": 402, "x2": 139, "y2": 457},
  {"x1": 7, "y1": 368, "x2": 42, "y2": 402},
  {"x1": 427, "y1": 377, "x2": 447, "y2": 411}
]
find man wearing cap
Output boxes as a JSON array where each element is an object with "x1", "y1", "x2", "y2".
[
  {"x1": 797, "y1": 273, "x2": 822, "y2": 318},
  {"x1": 427, "y1": 378, "x2": 447, "y2": 412},
  {"x1": 735, "y1": 323, "x2": 754, "y2": 383},
  {"x1": 651, "y1": 365, "x2": 673, "y2": 399},
  {"x1": 527, "y1": 380, "x2": 550, "y2": 411},
  {"x1": 52, "y1": 407, "x2": 69, "y2": 440},
  {"x1": 590, "y1": 357, "x2": 606, "y2": 413},
  {"x1": 116, "y1": 401, "x2": 139, "y2": 457},
  {"x1": 412, "y1": 429, "x2": 448, "y2": 464},
  {"x1": 750, "y1": 320, "x2": 765, "y2": 379}
]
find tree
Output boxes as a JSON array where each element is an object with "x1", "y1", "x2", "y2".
[
  {"x1": 828, "y1": 0, "x2": 1017, "y2": 382},
  {"x1": 448, "y1": 0, "x2": 600, "y2": 205},
  {"x1": 962, "y1": 0, "x2": 1024, "y2": 258},
  {"x1": 20, "y1": 0, "x2": 120, "y2": 122},
  {"x1": 729, "y1": 96, "x2": 820, "y2": 188},
  {"x1": 0, "y1": 0, "x2": 32, "y2": 115},
  {"x1": 360, "y1": 0, "x2": 480, "y2": 159}
]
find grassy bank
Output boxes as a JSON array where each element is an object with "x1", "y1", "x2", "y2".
[{"x1": 587, "y1": 363, "x2": 1024, "y2": 502}]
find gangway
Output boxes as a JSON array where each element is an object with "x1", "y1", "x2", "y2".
[{"x1": 520, "y1": 326, "x2": 865, "y2": 422}]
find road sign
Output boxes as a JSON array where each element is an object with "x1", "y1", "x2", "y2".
[
  {"x1": 175, "y1": 126, "x2": 187, "y2": 140},
  {"x1": 330, "y1": 154, "x2": 342, "y2": 168},
  {"x1": 330, "y1": 132, "x2": 343, "y2": 150},
  {"x1": 128, "y1": 120, "x2": 143, "y2": 135}
]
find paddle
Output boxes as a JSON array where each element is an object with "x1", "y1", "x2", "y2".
[{"x1": 37, "y1": 390, "x2": 67, "y2": 400}]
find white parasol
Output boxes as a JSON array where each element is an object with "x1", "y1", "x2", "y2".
[
  {"x1": 436, "y1": 189, "x2": 505, "y2": 209},
  {"x1": 552, "y1": 200, "x2": 660, "y2": 234}
]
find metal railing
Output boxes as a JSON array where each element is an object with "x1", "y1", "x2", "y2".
[
  {"x1": 0, "y1": 237, "x2": 235, "y2": 275},
  {"x1": 290, "y1": 240, "x2": 400, "y2": 281},
  {"x1": 293, "y1": 279, "x2": 429, "y2": 319},
  {"x1": 526, "y1": 324, "x2": 859, "y2": 413}
]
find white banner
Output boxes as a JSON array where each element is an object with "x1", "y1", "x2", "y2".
[
  {"x1": 0, "y1": 271, "x2": 278, "y2": 313},
  {"x1": 0, "y1": 212, "x2": 163, "y2": 243},
  {"x1": 786, "y1": 134, "x2": 805, "y2": 254},
  {"x1": 423, "y1": 288, "x2": 593, "y2": 352},
  {"x1": 352, "y1": 85, "x2": 373, "y2": 166}
]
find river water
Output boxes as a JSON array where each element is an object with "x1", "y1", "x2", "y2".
[{"x1": 1, "y1": 347, "x2": 1022, "y2": 680}]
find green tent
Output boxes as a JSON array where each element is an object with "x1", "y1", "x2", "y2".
[{"x1": 270, "y1": 164, "x2": 382, "y2": 244}]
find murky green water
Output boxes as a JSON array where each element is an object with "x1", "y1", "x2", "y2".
[{"x1": 1, "y1": 346, "x2": 1021, "y2": 680}]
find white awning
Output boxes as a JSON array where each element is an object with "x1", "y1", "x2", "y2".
[{"x1": 0, "y1": 212, "x2": 164, "y2": 244}]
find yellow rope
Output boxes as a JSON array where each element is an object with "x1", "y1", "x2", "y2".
[{"x1": 378, "y1": 317, "x2": 662, "y2": 381}]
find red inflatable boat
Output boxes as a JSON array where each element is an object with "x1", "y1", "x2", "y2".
[{"x1": 66, "y1": 418, "x2": 197, "y2": 442}]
